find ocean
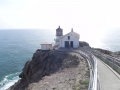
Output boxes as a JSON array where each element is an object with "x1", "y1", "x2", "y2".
[{"x1": 0, "y1": 29, "x2": 120, "y2": 90}]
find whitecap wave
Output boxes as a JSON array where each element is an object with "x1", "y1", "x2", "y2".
[{"x1": 0, "y1": 72, "x2": 20, "y2": 90}]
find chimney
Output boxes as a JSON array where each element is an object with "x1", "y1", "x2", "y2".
[{"x1": 71, "y1": 28, "x2": 73, "y2": 32}]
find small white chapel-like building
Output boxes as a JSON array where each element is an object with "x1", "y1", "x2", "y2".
[{"x1": 55, "y1": 26, "x2": 80, "y2": 48}]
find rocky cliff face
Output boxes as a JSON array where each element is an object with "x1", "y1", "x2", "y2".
[
  {"x1": 79, "y1": 41, "x2": 89, "y2": 47},
  {"x1": 94, "y1": 48, "x2": 112, "y2": 55},
  {"x1": 7, "y1": 50, "x2": 89, "y2": 90}
]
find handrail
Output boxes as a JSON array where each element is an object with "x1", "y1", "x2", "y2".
[
  {"x1": 78, "y1": 51, "x2": 99, "y2": 90},
  {"x1": 92, "y1": 55, "x2": 98, "y2": 90},
  {"x1": 77, "y1": 51, "x2": 93, "y2": 90}
]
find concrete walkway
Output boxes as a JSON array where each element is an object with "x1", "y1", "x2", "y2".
[{"x1": 97, "y1": 59, "x2": 120, "y2": 90}]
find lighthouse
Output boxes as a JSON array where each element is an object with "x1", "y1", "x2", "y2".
[
  {"x1": 55, "y1": 26, "x2": 63, "y2": 46},
  {"x1": 56, "y1": 26, "x2": 63, "y2": 38}
]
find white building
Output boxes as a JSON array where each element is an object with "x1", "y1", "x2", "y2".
[
  {"x1": 55, "y1": 26, "x2": 80, "y2": 48},
  {"x1": 40, "y1": 42, "x2": 52, "y2": 50}
]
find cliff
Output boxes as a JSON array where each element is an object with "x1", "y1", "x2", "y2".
[
  {"x1": 79, "y1": 41, "x2": 89, "y2": 47},
  {"x1": 7, "y1": 50, "x2": 89, "y2": 90},
  {"x1": 94, "y1": 48, "x2": 120, "y2": 60}
]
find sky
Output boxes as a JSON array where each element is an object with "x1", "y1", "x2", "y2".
[
  {"x1": 0, "y1": 0, "x2": 120, "y2": 32},
  {"x1": 0, "y1": 0, "x2": 120, "y2": 50}
]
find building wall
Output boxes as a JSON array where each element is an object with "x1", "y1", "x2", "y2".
[
  {"x1": 59, "y1": 34, "x2": 79, "y2": 48},
  {"x1": 41, "y1": 44, "x2": 52, "y2": 50}
]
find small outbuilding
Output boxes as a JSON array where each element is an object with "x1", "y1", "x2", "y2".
[{"x1": 40, "y1": 42, "x2": 52, "y2": 50}]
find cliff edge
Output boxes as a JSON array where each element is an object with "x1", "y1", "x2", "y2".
[{"x1": 7, "y1": 50, "x2": 89, "y2": 90}]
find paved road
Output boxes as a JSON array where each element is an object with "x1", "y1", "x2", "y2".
[{"x1": 97, "y1": 58, "x2": 120, "y2": 90}]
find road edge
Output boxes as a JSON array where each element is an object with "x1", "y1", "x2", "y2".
[{"x1": 97, "y1": 58, "x2": 120, "y2": 80}]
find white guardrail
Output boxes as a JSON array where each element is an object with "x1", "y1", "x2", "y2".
[
  {"x1": 78, "y1": 51, "x2": 98, "y2": 90},
  {"x1": 92, "y1": 55, "x2": 98, "y2": 90}
]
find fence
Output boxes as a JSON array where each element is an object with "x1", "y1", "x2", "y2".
[{"x1": 78, "y1": 51, "x2": 99, "y2": 90}]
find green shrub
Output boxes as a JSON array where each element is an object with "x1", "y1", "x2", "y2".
[
  {"x1": 79, "y1": 80, "x2": 89, "y2": 85},
  {"x1": 72, "y1": 84, "x2": 80, "y2": 90}
]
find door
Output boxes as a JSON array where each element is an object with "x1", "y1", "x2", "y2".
[
  {"x1": 65, "y1": 41, "x2": 69, "y2": 48},
  {"x1": 70, "y1": 41, "x2": 73, "y2": 48}
]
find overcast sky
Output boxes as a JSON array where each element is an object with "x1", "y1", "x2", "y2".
[{"x1": 0, "y1": 0, "x2": 120, "y2": 32}]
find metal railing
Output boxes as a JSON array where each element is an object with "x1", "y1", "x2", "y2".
[{"x1": 78, "y1": 51, "x2": 99, "y2": 90}]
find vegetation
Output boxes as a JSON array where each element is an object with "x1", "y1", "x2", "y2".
[
  {"x1": 52, "y1": 87, "x2": 56, "y2": 90},
  {"x1": 79, "y1": 80, "x2": 89, "y2": 85},
  {"x1": 72, "y1": 79, "x2": 89, "y2": 90},
  {"x1": 72, "y1": 70, "x2": 90, "y2": 90},
  {"x1": 72, "y1": 84, "x2": 81, "y2": 90},
  {"x1": 85, "y1": 70, "x2": 90, "y2": 77},
  {"x1": 105, "y1": 60, "x2": 120, "y2": 74}
]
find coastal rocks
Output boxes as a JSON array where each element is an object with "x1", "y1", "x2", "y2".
[
  {"x1": 94, "y1": 48, "x2": 120, "y2": 60},
  {"x1": 7, "y1": 50, "x2": 89, "y2": 90},
  {"x1": 94, "y1": 48, "x2": 112, "y2": 55},
  {"x1": 79, "y1": 41, "x2": 89, "y2": 47}
]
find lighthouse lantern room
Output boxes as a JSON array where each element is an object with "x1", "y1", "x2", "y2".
[
  {"x1": 55, "y1": 26, "x2": 63, "y2": 46},
  {"x1": 56, "y1": 26, "x2": 63, "y2": 38}
]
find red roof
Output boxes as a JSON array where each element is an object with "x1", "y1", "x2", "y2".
[{"x1": 56, "y1": 26, "x2": 63, "y2": 30}]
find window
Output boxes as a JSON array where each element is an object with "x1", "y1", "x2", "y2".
[{"x1": 68, "y1": 36, "x2": 70, "y2": 40}]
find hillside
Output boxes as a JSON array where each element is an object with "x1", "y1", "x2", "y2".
[{"x1": 7, "y1": 50, "x2": 90, "y2": 90}]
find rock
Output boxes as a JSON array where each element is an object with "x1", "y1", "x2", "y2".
[
  {"x1": 94, "y1": 48, "x2": 112, "y2": 55},
  {"x1": 7, "y1": 50, "x2": 89, "y2": 90},
  {"x1": 79, "y1": 41, "x2": 90, "y2": 47}
]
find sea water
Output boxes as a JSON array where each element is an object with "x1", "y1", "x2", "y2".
[
  {"x1": 0, "y1": 30, "x2": 55, "y2": 89},
  {"x1": 0, "y1": 29, "x2": 120, "y2": 90}
]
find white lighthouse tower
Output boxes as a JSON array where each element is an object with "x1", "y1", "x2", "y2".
[{"x1": 55, "y1": 26, "x2": 63, "y2": 47}]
